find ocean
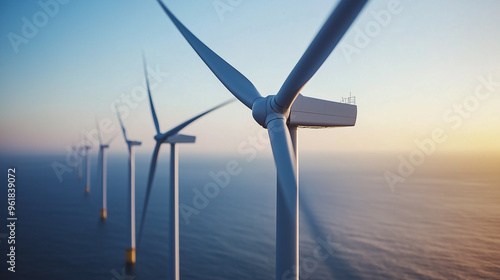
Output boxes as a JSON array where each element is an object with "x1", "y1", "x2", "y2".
[{"x1": 0, "y1": 151, "x2": 498, "y2": 280}]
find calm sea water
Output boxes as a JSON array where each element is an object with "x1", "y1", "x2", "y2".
[{"x1": 0, "y1": 151, "x2": 498, "y2": 280}]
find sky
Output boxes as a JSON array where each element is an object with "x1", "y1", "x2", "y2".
[{"x1": 0, "y1": 0, "x2": 499, "y2": 157}]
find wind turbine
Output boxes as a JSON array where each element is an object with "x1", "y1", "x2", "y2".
[
  {"x1": 116, "y1": 107, "x2": 142, "y2": 264},
  {"x1": 137, "y1": 54, "x2": 233, "y2": 280},
  {"x1": 156, "y1": 0, "x2": 366, "y2": 279},
  {"x1": 95, "y1": 119, "x2": 116, "y2": 220}
]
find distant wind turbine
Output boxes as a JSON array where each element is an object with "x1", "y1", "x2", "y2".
[
  {"x1": 116, "y1": 107, "x2": 142, "y2": 264},
  {"x1": 96, "y1": 118, "x2": 116, "y2": 220},
  {"x1": 156, "y1": 0, "x2": 366, "y2": 279},
  {"x1": 137, "y1": 54, "x2": 233, "y2": 280}
]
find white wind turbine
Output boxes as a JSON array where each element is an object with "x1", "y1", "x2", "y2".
[
  {"x1": 96, "y1": 119, "x2": 116, "y2": 220},
  {"x1": 156, "y1": 0, "x2": 367, "y2": 279},
  {"x1": 137, "y1": 54, "x2": 233, "y2": 280},
  {"x1": 116, "y1": 107, "x2": 142, "y2": 264}
]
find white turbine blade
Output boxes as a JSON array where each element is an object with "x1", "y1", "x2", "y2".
[
  {"x1": 275, "y1": 0, "x2": 368, "y2": 109},
  {"x1": 115, "y1": 105, "x2": 129, "y2": 142},
  {"x1": 137, "y1": 142, "x2": 162, "y2": 246},
  {"x1": 95, "y1": 117, "x2": 103, "y2": 144},
  {"x1": 105, "y1": 133, "x2": 119, "y2": 146},
  {"x1": 157, "y1": 0, "x2": 261, "y2": 109},
  {"x1": 267, "y1": 118, "x2": 299, "y2": 279},
  {"x1": 158, "y1": 99, "x2": 234, "y2": 140},
  {"x1": 143, "y1": 53, "x2": 161, "y2": 134},
  {"x1": 299, "y1": 194, "x2": 359, "y2": 278}
]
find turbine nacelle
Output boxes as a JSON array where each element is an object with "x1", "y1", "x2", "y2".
[
  {"x1": 165, "y1": 134, "x2": 196, "y2": 144},
  {"x1": 289, "y1": 94, "x2": 357, "y2": 128},
  {"x1": 127, "y1": 141, "x2": 142, "y2": 146},
  {"x1": 252, "y1": 94, "x2": 357, "y2": 128},
  {"x1": 154, "y1": 133, "x2": 196, "y2": 144}
]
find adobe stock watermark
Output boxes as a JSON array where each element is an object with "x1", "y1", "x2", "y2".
[
  {"x1": 109, "y1": 64, "x2": 170, "y2": 120},
  {"x1": 281, "y1": 235, "x2": 342, "y2": 280},
  {"x1": 213, "y1": 0, "x2": 243, "y2": 21},
  {"x1": 340, "y1": 0, "x2": 403, "y2": 63},
  {"x1": 51, "y1": 64, "x2": 169, "y2": 182},
  {"x1": 180, "y1": 129, "x2": 270, "y2": 225},
  {"x1": 7, "y1": 0, "x2": 71, "y2": 54},
  {"x1": 110, "y1": 267, "x2": 135, "y2": 280},
  {"x1": 385, "y1": 74, "x2": 499, "y2": 191}
]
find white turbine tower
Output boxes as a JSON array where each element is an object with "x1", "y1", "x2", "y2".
[
  {"x1": 156, "y1": 0, "x2": 367, "y2": 279},
  {"x1": 116, "y1": 108, "x2": 142, "y2": 264},
  {"x1": 84, "y1": 144, "x2": 92, "y2": 193},
  {"x1": 77, "y1": 145, "x2": 83, "y2": 179},
  {"x1": 71, "y1": 145, "x2": 78, "y2": 172},
  {"x1": 138, "y1": 54, "x2": 234, "y2": 280},
  {"x1": 96, "y1": 119, "x2": 116, "y2": 220}
]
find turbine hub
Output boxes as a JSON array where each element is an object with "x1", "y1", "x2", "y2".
[
  {"x1": 154, "y1": 134, "x2": 164, "y2": 141},
  {"x1": 252, "y1": 96, "x2": 290, "y2": 128}
]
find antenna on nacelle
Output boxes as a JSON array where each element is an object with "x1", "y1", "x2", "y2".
[{"x1": 342, "y1": 92, "x2": 356, "y2": 105}]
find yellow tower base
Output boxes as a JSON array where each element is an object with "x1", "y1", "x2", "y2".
[
  {"x1": 85, "y1": 186, "x2": 90, "y2": 193},
  {"x1": 126, "y1": 248, "x2": 136, "y2": 264},
  {"x1": 100, "y1": 209, "x2": 107, "y2": 219}
]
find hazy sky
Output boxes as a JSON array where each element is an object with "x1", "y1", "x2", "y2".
[{"x1": 1, "y1": 0, "x2": 499, "y2": 156}]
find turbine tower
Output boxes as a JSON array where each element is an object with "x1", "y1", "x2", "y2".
[
  {"x1": 71, "y1": 145, "x2": 78, "y2": 172},
  {"x1": 138, "y1": 54, "x2": 234, "y2": 280},
  {"x1": 77, "y1": 145, "x2": 83, "y2": 179},
  {"x1": 84, "y1": 144, "x2": 92, "y2": 193},
  {"x1": 116, "y1": 107, "x2": 142, "y2": 264},
  {"x1": 96, "y1": 119, "x2": 116, "y2": 220},
  {"x1": 156, "y1": 0, "x2": 367, "y2": 279}
]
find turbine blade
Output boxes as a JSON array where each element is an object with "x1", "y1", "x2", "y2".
[
  {"x1": 267, "y1": 118, "x2": 299, "y2": 279},
  {"x1": 275, "y1": 0, "x2": 368, "y2": 109},
  {"x1": 157, "y1": 0, "x2": 261, "y2": 109},
  {"x1": 137, "y1": 142, "x2": 162, "y2": 246},
  {"x1": 299, "y1": 193, "x2": 360, "y2": 278},
  {"x1": 115, "y1": 105, "x2": 128, "y2": 142},
  {"x1": 105, "y1": 133, "x2": 119, "y2": 146},
  {"x1": 95, "y1": 117, "x2": 103, "y2": 144},
  {"x1": 143, "y1": 53, "x2": 161, "y2": 134},
  {"x1": 159, "y1": 99, "x2": 234, "y2": 140}
]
